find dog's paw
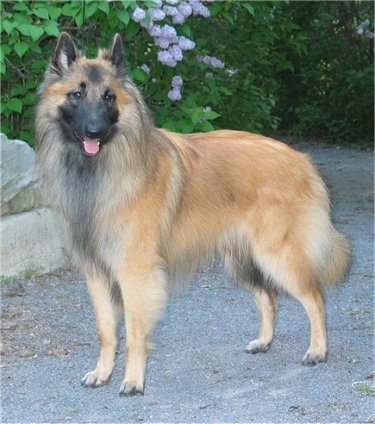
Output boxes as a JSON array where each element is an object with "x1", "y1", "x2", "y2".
[
  {"x1": 301, "y1": 348, "x2": 327, "y2": 366},
  {"x1": 119, "y1": 380, "x2": 144, "y2": 397},
  {"x1": 81, "y1": 370, "x2": 111, "y2": 388},
  {"x1": 245, "y1": 339, "x2": 271, "y2": 354}
]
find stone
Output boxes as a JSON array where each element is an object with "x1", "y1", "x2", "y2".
[
  {"x1": 0, "y1": 133, "x2": 45, "y2": 216},
  {"x1": 0, "y1": 208, "x2": 71, "y2": 278}
]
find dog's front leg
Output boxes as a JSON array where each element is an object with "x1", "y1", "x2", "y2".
[
  {"x1": 81, "y1": 269, "x2": 122, "y2": 388},
  {"x1": 118, "y1": 261, "x2": 168, "y2": 396}
]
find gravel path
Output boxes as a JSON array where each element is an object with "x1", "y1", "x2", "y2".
[{"x1": 1, "y1": 143, "x2": 374, "y2": 423}]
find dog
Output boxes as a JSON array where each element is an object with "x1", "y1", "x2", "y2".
[{"x1": 35, "y1": 32, "x2": 351, "y2": 396}]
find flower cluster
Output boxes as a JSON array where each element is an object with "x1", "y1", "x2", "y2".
[
  {"x1": 132, "y1": 1, "x2": 206, "y2": 68},
  {"x1": 168, "y1": 75, "x2": 183, "y2": 101},
  {"x1": 132, "y1": 1, "x2": 223, "y2": 102},
  {"x1": 357, "y1": 19, "x2": 374, "y2": 39},
  {"x1": 197, "y1": 55, "x2": 225, "y2": 69}
]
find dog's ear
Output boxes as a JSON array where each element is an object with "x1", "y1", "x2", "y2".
[
  {"x1": 108, "y1": 33, "x2": 125, "y2": 75},
  {"x1": 52, "y1": 32, "x2": 78, "y2": 73}
]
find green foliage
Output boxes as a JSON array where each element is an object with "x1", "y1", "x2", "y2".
[
  {"x1": 199, "y1": 1, "x2": 309, "y2": 134},
  {"x1": 274, "y1": 1, "x2": 374, "y2": 144},
  {"x1": 0, "y1": 1, "x2": 373, "y2": 146},
  {"x1": 1, "y1": 1, "x2": 60, "y2": 143}
]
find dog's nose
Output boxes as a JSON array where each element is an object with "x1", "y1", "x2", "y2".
[{"x1": 85, "y1": 122, "x2": 105, "y2": 139}]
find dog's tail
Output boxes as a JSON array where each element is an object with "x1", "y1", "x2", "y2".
[
  {"x1": 304, "y1": 183, "x2": 351, "y2": 288},
  {"x1": 318, "y1": 225, "x2": 351, "y2": 287}
]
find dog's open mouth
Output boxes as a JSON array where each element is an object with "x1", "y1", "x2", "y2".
[{"x1": 83, "y1": 138, "x2": 101, "y2": 156}]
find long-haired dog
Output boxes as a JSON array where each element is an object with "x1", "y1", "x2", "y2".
[{"x1": 36, "y1": 33, "x2": 350, "y2": 395}]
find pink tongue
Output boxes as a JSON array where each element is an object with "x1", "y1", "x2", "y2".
[{"x1": 83, "y1": 139, "x2": 100, "y2": 156}]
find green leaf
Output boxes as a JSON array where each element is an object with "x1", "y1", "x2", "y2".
[
  {"x1": 29, "y1": 25, "x2": 44, "y2": 41},
  {"x1": 197, "y1": 121, "x2": 215, "y2": 132},
  {"x1": 219, "y1": 86, "x2": 232, "y2": 96},
  {"x1": 118, "y1": 10, "x2": 130, "y2": 25},
  {"x1": 2, "y1": 20, "x2": 16, "y2": 35},
  {"x1": 204, "y1": 110, "x2": 221, "y2": 121},
  {"x1": 28, "y1": 41, "x2": 42, "y2": 54},
  {"x1": 132, "y1": 69, "x2": 148, "y2": 84},
  {"x1": 190, "y1": 107, "x2": 204, "y2": 125},
  {"x1": 222, "y1": 11, "x2": 234, "y2": 25},
  {"x1": 48, "y1": 6, "x2": 62, "y2": 20},
  {"x1": 44, "y1": 21, "x2": 60, "y2": 37},
  {"x1": 85, "y1": 2, "x2": 99, "y2": 19},
  {"x1": 179, "y1": 121, "x2": 195, "y2": 133},
  {"x1": 33, "y1": 7, "x2": 49, "y2": 20},
  {"x1": 1, "y1": 44, "x2": 11, "y2": 59},
  {"x1": 180, "y1": 23, "x2": 191, "y2": 38},
  {"x1": 120, "y1": 0, "x2": 136, "y2": 10},
  {"x1": 10, "y1": 85, "x2": 24, "y2": 97},
  {"x1": 7, "y1": 98, "x2": 23, "y2": 113},
  {"x1": 18, "y1": 23, "x2": 44, "y2": 41},
  {"x1": 124, "y1": 21, "x2": 140, "y2": 41},
  {"x1": 23, "y1": 92, "x2": 37, "y2": 105},
  {"x1": 242, "y1": 3, "x2": 255, "y2": 17},
  {"x1": 62, "y1": 3, "x2": 82, "y2": 17},
  {"x1": 12, "y1": 2, "x2": 28, "y2": 12},
  {"x1": 98, "y1": 1, "x2": 110, "y2": 14},
  {"x1": 14, "y1": 41, "x2": 29, "y2": 58}
]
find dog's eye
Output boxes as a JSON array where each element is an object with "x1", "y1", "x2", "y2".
[
  {"x1": 69, "y1": 91, "x2": 82, "y2": 100},
  {"x1": 104, "y1": 91, "x2": 115, "y2": 102}
]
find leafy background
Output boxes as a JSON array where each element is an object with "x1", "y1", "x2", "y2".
[{"x1": 0, "y1": 0, "x2": 373, "y2": 147}]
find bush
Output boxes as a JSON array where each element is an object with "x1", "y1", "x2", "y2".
[
  {"x1": 0, "y1": 0, "x2": 227, "y2": 145},
  {"x1": 1, "y1": 1, "x2": 373, "y2": 146},
  {"x1": 275, "y1": 1, "x2": 374, "y2": 144}
]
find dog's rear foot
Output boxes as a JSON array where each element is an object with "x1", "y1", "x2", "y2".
[
  {"x1": 245, "y1": 339, "x2": 271, "y2": 354},
  {"x1": 81, "y1": 370, "x2": 112, "y2": 388}
]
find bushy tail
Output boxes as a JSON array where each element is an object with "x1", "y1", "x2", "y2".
[{"x1": 318, "y1": 226, "x2": 351, "y2": 288}]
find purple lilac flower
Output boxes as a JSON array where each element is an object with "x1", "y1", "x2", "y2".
[
  {"x1": 160, "y1": 24, "x2": 177, "y2": 40},
  {"x1": 163, "y1": 5, "x2": 178, "y2": 16},
  {"x1": 178, "y1": 3, "x2": 192, "y2": 18},
  {"x1": 132, "y1": 6, "x2": 146, "y2": 22},
  {"x1": 197, "y1": 55, "x2": 225, "y2": 69},
  {"x1": 150, "y1": 7, "x2": 166, "y2": 21},
  {"x1": 168, "y1": 87, "x2": 182, "y2": 101},
  {"x1": 131, "y1": 1, "x2": 213, "y2": 74},
  {"x1": 178, "y1": 36, "x2": 195, "y2": 51},
  {"x1": 149, "y1": 24, "x2": 162, "y2": 37},
  {"x1": 141, "y1": 64, "x2": 151, "y2": 74},
  {"x1": 171, "y1": 75, "x2": 183, "y2": 88},
  {"x1": 172, "y1": 12, "x2": 185, "y2": 24},
  {"x1": 191, "y1": 1, "x2": 210, "y2": 18},
  {"x1": 169, "y1": 44, "x2": 183, "y2": 61},
  {"x1": 158, "y1": 50, "x2": 177, "y2": 67},
  {"x1": 154, "y1": 36, "x2": 171, "y2": 49}
]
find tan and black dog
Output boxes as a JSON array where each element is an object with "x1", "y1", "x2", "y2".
[{"x1": 36, "y1": 33, "x2": 350, "y2": 396}]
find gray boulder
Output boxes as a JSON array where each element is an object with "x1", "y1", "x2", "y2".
[{"x1": 1, "y1": 133, "x2": 45, "y2": 216}]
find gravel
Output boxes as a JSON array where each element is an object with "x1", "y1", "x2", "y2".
[{"x1": 1, "y1": 143, "x2": 374, "y2": 423}]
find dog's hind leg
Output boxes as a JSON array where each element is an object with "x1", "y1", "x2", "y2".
[
  {"x1": 245, "y1": 287, "x2": 278, "y2": 354},
  {"x1": 219, "y1": 234, "x2": 278, "y2": 355},
  {"x1": 81, "y1": 269, "x2": 122, "y2": 388},
  {"x1": 291, "y1": 284, "x2": 327, "y2": 365},
  {"x1": 256, "y1": 254, "x2": 328, "y2": 365}
]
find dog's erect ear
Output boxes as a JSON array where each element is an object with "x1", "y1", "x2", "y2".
[
  {"x1": 109, "y1": 33, "x2": 125, "y2": 75},
  {"x1": 52, "y1": 32, "x2": 78, "y2": 73}
]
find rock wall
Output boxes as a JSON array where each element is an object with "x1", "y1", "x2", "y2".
[{"x1": 1, "y1": 133, "x2": 71, "y2": 278}]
